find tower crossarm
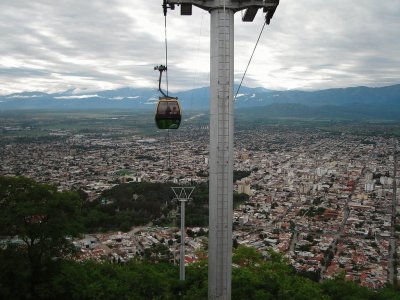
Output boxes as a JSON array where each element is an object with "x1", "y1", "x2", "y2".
[{"x1": 166, "y1": 0, "x2": 279, "y2": 22}]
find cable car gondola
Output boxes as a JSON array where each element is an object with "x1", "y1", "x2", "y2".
[
  {"x1": 155, "y1": 97, "x2": 181, "y2": 129},
  {"x1": 154, "y1": 65, "x2": 182, "y2": 130}
]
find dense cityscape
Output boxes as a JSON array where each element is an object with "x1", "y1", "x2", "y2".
[{"x1": 1, "y1": 117, "x2": 399, "y2": 290}]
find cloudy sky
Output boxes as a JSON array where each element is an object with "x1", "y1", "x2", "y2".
[{"x1": 0, "y1": 0, "x2": 399, "y2": 95}]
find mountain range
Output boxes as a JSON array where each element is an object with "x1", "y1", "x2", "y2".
[{"x1": 1, "y1": 84, "x2": 399, "y2": 120}]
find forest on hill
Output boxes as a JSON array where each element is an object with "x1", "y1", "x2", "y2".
[{"x1": 82, "y1": 178, "x2": 249, "y2": 232}]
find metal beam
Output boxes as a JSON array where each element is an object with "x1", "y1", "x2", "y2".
[
  {"x1": 172, "y1": 187, "x2": 195, "y2": 281},
  {"x1": 208, "y1": 8, "x2": 234, "y2": 299},
  {"x1": 242, "y1": 6, "x2": 259, "y2": 22},
  {"x1": 181, "y1": 3, "x2": 193, "y2": 15},
  {"x1": 167, "y1": 0, "x2": 279, "y2": 13}
]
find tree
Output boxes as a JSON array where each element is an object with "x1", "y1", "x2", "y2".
[
  {"x1": 233, "y1": 238, "x2": 239, "y2": 249},
  {"x1": 233, "y1": 245, "x2": 262, "y2": 267},
  {"x1": 321, "y1": 277, "x2": 374, "y2": 300},
  {"x1": 233, "y1": 192, "x2": 249, "y2": 208},
  {"x1": 0, "y1": 176, "x2": 83, "y2": 299},
  {"x1": 143, "y1": 243, "x2": 173, "y2": 263},
  {"x1": 51, "y1": 260, "x2": 179, "y2": 300},
  {"x1": 233, "y1": 170, "x2": 251, "y2": 182},
  {"x1": 374, "y1": 285, "x2": 400, "y2": 300},
  {"x1": 182, "y1": 258, "x2": 208, "y2": 299}
]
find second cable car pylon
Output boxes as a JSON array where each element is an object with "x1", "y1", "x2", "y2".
[{"x1": 162, "y1": 1, "x2": 279, "y2": 299}]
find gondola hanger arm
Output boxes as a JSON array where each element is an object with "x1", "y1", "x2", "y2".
[
  {"x1": 154, "y1": 65, "x2": 177, "y2": 99},
  {"x1": 162, "y1": 0, "x2": 175, "y2": 16}
]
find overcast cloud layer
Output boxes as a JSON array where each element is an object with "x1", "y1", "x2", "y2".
[{"x1": 0, "y1": 0, "x2": 399, "y2": 95}]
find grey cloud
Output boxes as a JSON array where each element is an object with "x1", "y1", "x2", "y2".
[
  {"x1": 0, "y1": 67, "x2": 49, "y2": 77},
  {"x1": 233, "y1": 0, "x2": 400, "y2": 89},
  {"x1": 0, "y1": 0, "x2": 399, "y2": 94},
  {"x1": 0, "y1": 0, "x2": 171, "y2": 93}
]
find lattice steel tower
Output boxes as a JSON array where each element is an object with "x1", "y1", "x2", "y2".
[{"x1": 163, "y1": 1, "x2": 279, "y2": 299}]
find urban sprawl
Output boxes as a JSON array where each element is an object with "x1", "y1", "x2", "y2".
[{"x1": 1, "y1": 123, "x2": 400, "y2": 289}]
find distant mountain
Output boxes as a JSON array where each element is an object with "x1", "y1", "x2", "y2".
[
  {"x1": 1, "y1": 84, "x2": 399, "y2": 120},
  {"x1": 236, "y1": 103, "x2": 392, "y2": 121},
  {"x1": 0, "y1": 85, "x2": 269, "y2": 111},
  {"x1": 0, "y1": 88, "x2": 160, "y2": 110},
  {"x1": 235, "y1": 85, "x2": 400, "y2": 108}
]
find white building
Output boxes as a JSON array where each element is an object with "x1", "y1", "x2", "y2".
[{"x1": 364, "y1": 181, "x2": 375, "y2": 192}]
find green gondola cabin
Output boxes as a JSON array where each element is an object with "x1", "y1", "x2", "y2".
[{"x1": 155, "y1": 97, "x2": 181, "y2": 129}]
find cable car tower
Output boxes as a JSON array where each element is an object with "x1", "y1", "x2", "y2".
[{"x1": 162, "y1": 1, "x2": 279, "y2": 299}]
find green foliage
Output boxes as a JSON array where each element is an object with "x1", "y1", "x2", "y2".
[
  {"x1": 321, "y1": 277, "x2": 375, "y2": 299},
  {"x1": 234, "y1": 170, "x2": 252, "y2": 182},
  {"x1": 182, "y1": 259, "x2": 208, "y2": 299},
  {"x1": 233, "y1": 192, "x2": 249, "y2": 209},
  {"x1": 0, "y1": 245, "x2": 31, "y2": 299},
  {"x1": 233, "y1": 245, "x2": 263, "y2": 267},
  {"x1": 1, "y1": 178, "x2": 400, "y2": 299},
  {"x1": 114, "y1": 169, "x2": 134, "y2": 176},
  {"x1": 298, "y1": 244, "x2": 311, "y2": 252},
  {"x1": 82, "y1": 181, "x2": 210, "y2": 230},
  {"x1": 135, "y1": 154, "x2": 158, "y2": 161},
  {"x1": 231, "y1": 247, "x2": 326, "y2": 300},
  {"x1": 143, "y1": 243, "x2": 173, "y2": 263},
  {"x1": 185, "y1": 183, "x2": 209, "y2": 227},
  {"x1": 51, "y1": 260, "x2": 179, "y2": 300},
  {"x1": 196, "y1": 169, "x2": 208, "y2": 177},
  {"x1": 82, "y1": 181, "x2": 175, "y2": 232},
  {"x1": 83, "y1": 181, "x2": 250, "y2": 230},
  {"x1": 374, "y1": 285, "x2": 400, "y2": 300},
  {"x1": 2, "y1": 238, "x2": 400, "y2": 299},
  {"x1": 306, "y1": 206, "x2": 326, "y2": 217},
  {"x1": 306, "y1": 234, "x2": 314, "y2": 242},
  {"x1": 313, "y1": 197, "x2": 323, "y2": 205},
  {"x1": 0, "y1": 176, "x2": 83, "y2": 299}
]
